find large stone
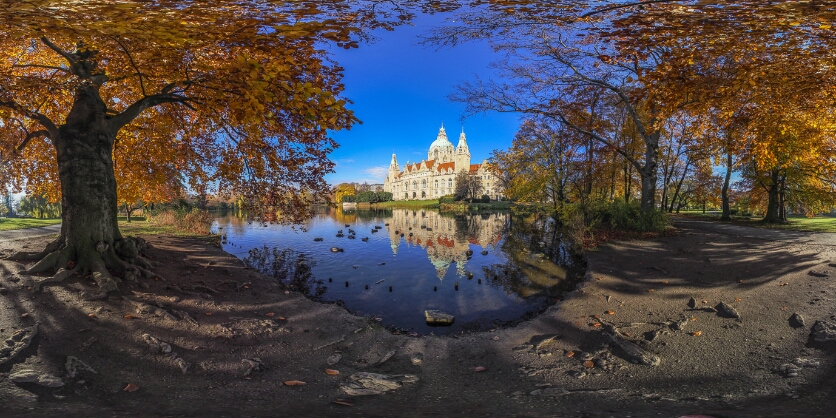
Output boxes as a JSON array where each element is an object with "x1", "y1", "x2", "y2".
[
  {"x1": 789, "y1": 313, "x2": 806, "y2": 328},
  {"x1": 715, "y1": 301, "x2": 741, "y2": 319},
  {"x1": 340, "y1": 372, "x2": 419, "y2": 396},
  {"x1": 605, "y1": 326, "x2": 661, "y2": 366},
  {"x1": 810, "y1": 320, "x2": 836, "y2": 342},
  {"x1": 424, "y1": 310, "x2": 454, "y2": 325}
]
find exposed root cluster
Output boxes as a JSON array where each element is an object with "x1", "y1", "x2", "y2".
[{"x1": 5, "y1": 236, "x2": 163, "y2": 296}]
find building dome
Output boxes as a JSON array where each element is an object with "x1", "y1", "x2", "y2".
[{"x1": 428, "y1": 124, "x2": 454, "y2": 162}]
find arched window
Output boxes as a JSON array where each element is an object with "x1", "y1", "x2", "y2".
[
  {"x1": 448, "y1": 178, "x2": 452, "y2": 188},
  {"x1": 421, "y1": 179, "x2": 426, "y2": 188},
  {"x1": 412, "y1": 192, "x2": 416, "y2": 199},
  {"x1": 422, "y1": 191, "x2": 426, "y2": 198},
  {"x1": 404, "y1": 193, "x2": 408, "y2": 199},
  {"x1": 434, "y1": 179, "x2": 438, "y2": 189}
]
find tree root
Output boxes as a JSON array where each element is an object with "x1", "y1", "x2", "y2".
[{"x1": 17, "y1": 236, "x2": 166, "y2": 297}]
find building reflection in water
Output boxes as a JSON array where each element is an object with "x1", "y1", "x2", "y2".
[{"x1": 386, "y1": 209, "x2": 508, "y2": 280}]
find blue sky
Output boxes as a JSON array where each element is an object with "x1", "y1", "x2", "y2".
[{"x1": 324, "y1": 13, "x2": 521, "y2": 185}]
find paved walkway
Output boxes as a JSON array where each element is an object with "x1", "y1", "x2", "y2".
[
  {"x1": 672, "y1": 217, "x2": 836, "y2": 246},
  {"x1": 0, "y1": 223, "x2": 62, "y2": 241}
]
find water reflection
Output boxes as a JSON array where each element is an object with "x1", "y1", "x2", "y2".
[{"x1": 215, "y1": 207, "x2": 583, "y2": 334}]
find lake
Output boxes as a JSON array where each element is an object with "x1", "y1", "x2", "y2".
[{"x1": 213, "y1": 206, "x2": 584, "y2": 335}]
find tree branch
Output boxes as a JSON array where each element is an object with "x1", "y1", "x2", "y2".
[
  {"x1": 39, "y1": 37, "x2": 78, "y2": 67},
  {"x1": 0, "y1": 98, "x2": 58, "y2": 138},
  {"x1": 16, "y1": 130, "x2": 51, "y2": 153},
  {"x1": 109, "y1": 93, "x2": 194, "y2": 132}
]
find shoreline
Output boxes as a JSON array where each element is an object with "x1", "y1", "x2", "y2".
[{"x1": 1, "y1": 219, "x2": 836, "y2": 417}]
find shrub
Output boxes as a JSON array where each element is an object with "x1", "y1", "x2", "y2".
[
  {"x1": 480, "y1": 194, "x2": 490, "y2": 203},
  {"x1": 376, "y1": 191, "x2": 393, "y2": 202},
  {"x1": 149, "y1": 208, "x2": 214, "y2": 235},
  {"x1": 439, "y1": 194, "x2": 457, "y2": 204},
  {"x1": 341, "y1": 195, "x2": 356, "y2": 203}
]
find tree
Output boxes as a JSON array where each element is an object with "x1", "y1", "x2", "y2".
[
  {"x1": 0, "y1": 1, "x2": 417, "y2": 296},
  {"x1": 334, "y1": 183, "x2": 357, "y2": 203},
  {"x1": 455, "y1": 171, "x2": 483, "y2": 201},
  {"x1": 0, "y1": 202, "x2": 7, "y2": 218}
]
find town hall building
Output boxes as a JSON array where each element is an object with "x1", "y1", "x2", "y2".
[{"x1": 383, "y1": 125, "x2": 503, "y2": 201}]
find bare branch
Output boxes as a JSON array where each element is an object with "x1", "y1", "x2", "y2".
[
  {"x1": 39, "y1": 37, "x2": 78, "y2": 66},
  {"x1": 109, "y1": 93, "x2": 193, "y2": 132},
  {"x1": 0, "y1": 98, "x2": 58, "y2": 138},
  {"x1": 112, "y1": 37, "x2": 146, "y2": 96},
  {"x1": 12, "y1": 64, "x2": 70, "y2": 74}
]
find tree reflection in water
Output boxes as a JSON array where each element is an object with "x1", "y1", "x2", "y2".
[{"x1": 243, "y1": 246, "x2": 326, "y2": 297}]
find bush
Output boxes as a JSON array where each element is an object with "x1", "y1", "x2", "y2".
[
  {"x1": 149, "y1": 208, "x2": 214, "y2": 234},
  {"x1": 376, "y1": 191, "x2": 393, "y2": 202},
  {"x1": 355, "y1": 191, "x2": 378, "y2": 203},
  {"x1": 480, "y1": 194, "x2": 490, "y2": 203},
  {"x1": 589, "y1": 200, "x2": 669, "y2": 233},
  {"x1": 439, "y1": 194, "x2": 457, "y2": 204},
  {"x1": 341, "y1": 195, "x2": 356, "y2": 203}
]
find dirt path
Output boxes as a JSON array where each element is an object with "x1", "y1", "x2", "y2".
[{"x1": 1, "y1": 219, "x2": 836, "y2": 417}]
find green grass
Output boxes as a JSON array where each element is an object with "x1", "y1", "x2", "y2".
[
  {"x1": 675, "y1": 211, "x2": 836, "y2": 232},
  {"x1": 0, "y1": 218, "x2": 62, "y2": 231},
  {"x1": 118, "y1": 219, "x2": 220, "y2": 245},
  {"x1": 371, "y1": 199, "x2": 440, "y2": 209},
  {"x1": 117, "y1": 215, "x2": 147, "y2": 222}
]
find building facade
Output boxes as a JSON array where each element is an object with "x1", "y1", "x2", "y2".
[{"x1": 383, "y1": 125, "x2": 503, "y2": 201}]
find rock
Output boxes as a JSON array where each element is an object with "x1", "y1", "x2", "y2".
[
  {"x1": 789, "y1": 313, "x2": 806, "y2": 328},
  {"x1": 340, "y1": 372, "x2": 419, "y2": 396},
  {"x1": 0, "y1": 323, "x2": 38, "y2": 366},
  {"x1": 9, "y1": 370, "x2": 63, "y2": 387},
  {"x1": 604, "y1": 326, "x2": 661, "y2": 366},
  {"x1": 142, "y1": 333, "x2": 172, "y2": 354},
  {"x1": 242, "y1": 358, "x2": 263, "y2": 376},
  {"x1": 424, "y1": 310, "x2": 455, "y2": 325},
  {"x1": 9, "y1": 370, "x2": 39, "y2": 383},
  {"x1": 65, "y1": 356, "x2": 97, "y2": 378},
  {"x1": 410, "y1": 354, "x2": 423, "y2": 365},
  {"x1": 793, "y1": 357, "x2": 820, "y2": 368},
  {"x1": 671, "y1": 319, "x2": 689, "y2": 331},
  {"x1": 808, "y1": 270, "x2": 830, "y2": 277},
  {"x1": 687, "y1": 297, "x2": 697, "y2": 309},
  {"x1": 810, "y1": 320, "x2": 836, "y2": 342},
  {"x1": 715, "y1": 301, "x2": 741, "y2": 319},
  {"x1": 327, "y1": 353, "x2": 342, "y2": 366}
]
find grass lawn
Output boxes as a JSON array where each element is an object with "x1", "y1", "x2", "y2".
[
  {"x1": 0, "y1": 218, "x2": 61, "y2": 231},
  {"x1": 675, "y1": 211, "x2": 836, "y2": 233}
]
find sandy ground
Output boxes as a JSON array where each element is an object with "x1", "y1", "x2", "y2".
[{"x1": 1, "y1": 218, "x2": 836, "y2": 417}]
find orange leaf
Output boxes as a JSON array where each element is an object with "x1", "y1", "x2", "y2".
[
  {"x1": 332, "y1": 399, "x2": 354, "y2": 406},
  {"x1": 605, "y1": 310, "x2": 614, "y2": 315},
  {"x1": 691, "y1": 331, "x2": 702, "y2": 336},
  {"x1": 647, "y1": 289, "x2": 655, "y2": 293},
  {"x1": 265, "y1": 312, "x2": 275, "y2": 317},
  {"x1": 284, "y1": 380, "x2": 306, "y2": 386},
  {"x1": 278, "y1": 316, "x2": 286, "y2": 321},
  {"x1": 473, "y1": 366, "x2": 487, "y2": 372},
  {"x1": 566, "y1": 351, "x2": 575, "y2": 358},
  {"x1": 734, "y1": 297, "x2": 741, "y2": 302},
  {"x1": 325, "y1": 369, "x2": 339, "y2": 375},
  {"x1": 204, "y1": 312, "x2": 212, "y2": 316},
  {"x1": 583, "y1": 360, "x2": 594, "y2": 368},
  {"x1": 691, "y1": 317, "x2": 697, "y2": 321},
  {"x1": 593, "y1": 315, "x2": 600, "y2": 319},
  {"x1": 124, "y1": 314, "x2": 135, "y2": 319},
  {"x1": 781, "y1": 306, "x2": 788, "y2": 311},
  {"x1": 123, "y1": 383, "x2": 140, "y2": 392},
  {"x1": 592, "y1": 323, "x2": 602, "y2": 328},
  {"x1": 662, "y1": 280, "x2": 669, "y2": 285},
  {"x1": 88, "y1": 313, "x2": 96, "y2": 318}
]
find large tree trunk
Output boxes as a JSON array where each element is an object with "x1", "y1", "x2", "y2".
[
  {"x1": 763, "y1": 169, "x2": 781, "y2": 223},
  {"x1": 639, "y1": 132, "x2": 660, "y2": 212},
  {"x1": 11, "y1": 86, "x2": 156, "y2": 296},
  {"x1": 721, "y1": 151, "x2": 733, "y2": 221}
]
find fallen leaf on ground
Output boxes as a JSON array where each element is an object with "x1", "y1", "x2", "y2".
[
  {"x1": 473, "y1": 366, "x2": 487, "y2": 372},
  {"x1": 88, "y1": 313, "x2": 96, "y2": 318},
  {"x1": 702, "y1": 300, "x2": 708, "y2": 303},
  {"x1": 691, "y1": 331, "x2": 702, "y2": 336},
  {"x1": 124, "y1": 314, "x2": 135, "y2": 319},
  {"x1": 691, "y1": 317, "x2": 697, "y2": 321},
  {"x1": 592, "y1": 323, "x2": 602, "y2": 328},
  {"x1": 284, "y1": 380, "x2": 306, "y2": 386},
  {"x1": 332, "y1": 399, "x2": 354, "y2": 406},
  {"x1": 123, "y1": 383, "x2": 139, "y2": 392},
  {"x1": 734, "y1": 298, "x2": 741, "y2": 302},
  {"x1": 265, "y1": 312, "x2": 275, "y2": 317},
  {"x1": 597, "y1": 277, "x2": 603, "y2": 281},
  {"x1": 566, "y1": 351, "x2": 575, "y2": 358},
  {"x1": 325, "y1": 369, "x2": 340, "y2": 375},
  {"x1": 204, "y1": 312, "x2": 212, "y2": 316},
  {"x1": 492, "y1": 336, "x2": 500, "y2": 340},
  {"x1": 593, "y1": 315, "x2": 600, "y2": 319},
  {"x1": 605, "y1": 310, "x2": 614, "y2": 315},
  {"x1": 20, "y1": 313, "x2": 30, "y2": 318},
  {"x1": 647, "y1": 289, "x2": 655, "y2": 293},
  {"x1": 278, "y1": 316, "x2": 286, "y2": 321},
  {"x1": 584, "y1": 361, "x2": 594, "y2": 368},
  {"x1": 781, "y1": 306, "x2": 788, "y2": 311},
  {"x1": 739, "y1": 280, "x2": 744, "y2": 283},
  {"x1": 662, "y1": 280, "x2": 669, "y2": 285}
]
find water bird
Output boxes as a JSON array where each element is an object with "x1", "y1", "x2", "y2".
[
  {"x1": 313, "y1": 238, "x2": 323, "y2": 242},
  {"x1": 481, "y1": 250, "x2": 488, "y2": 255},
  {"x1": 465, "y1": 250, "x2": 474, "y2": 257},
  {"x1": 433, "y1": 286, "x2": 437, "y2": 291},
  {"x1": 345, "y1": 281, "x2": 349, "y2": 287},
  {"x1": 389, "y1": 286, "x2": 392, "y2": 292},
  {"x1": 345, "y1": 224, "x2": 350, "y2": 227},
  {"x1": 330, "y1": 247, "x2": 344, "y2": 253},
  {"x1": 400, "y1": 233, "x2": 404, "y2": 237},
  {"x1": 328, "y1": 278, "x2": 332, "y2": 282},
  {"x1": 384, "y1": 223, "x2": 389, "y2": 226},
  {"x1": 371, "y1": 229, "x2": 378, "y2": 233},
  {"x1": 365, "y1": 285, "x2": 369, "y2": 289},
  {"x1": 361, "y1": 237, "x2": 369, "y2": 242},
  {"x1": 336, "y1": 233, "x2": 344, "y2": 237},
  {"x1": 352, "y1": 265, "x2": 359, "y2": 269},
  {"x1": 478, "y1": 279, "x2": 482, "y2": 284},
  {"x1": 455, "y1": 282, "x2": 459, "y2": 291},
  {"x1": 348, "y1": 235, "x2": 356, "y2": 239},
  {"x1": 374, "y1": 226, "x2": 382, "y2": 230},
  {"x1": 348, "y1": 229, "x2": 355, "y2": 235},
  {"x1": 377, "y1": 262, "x2": 385, "y2": 266}
]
